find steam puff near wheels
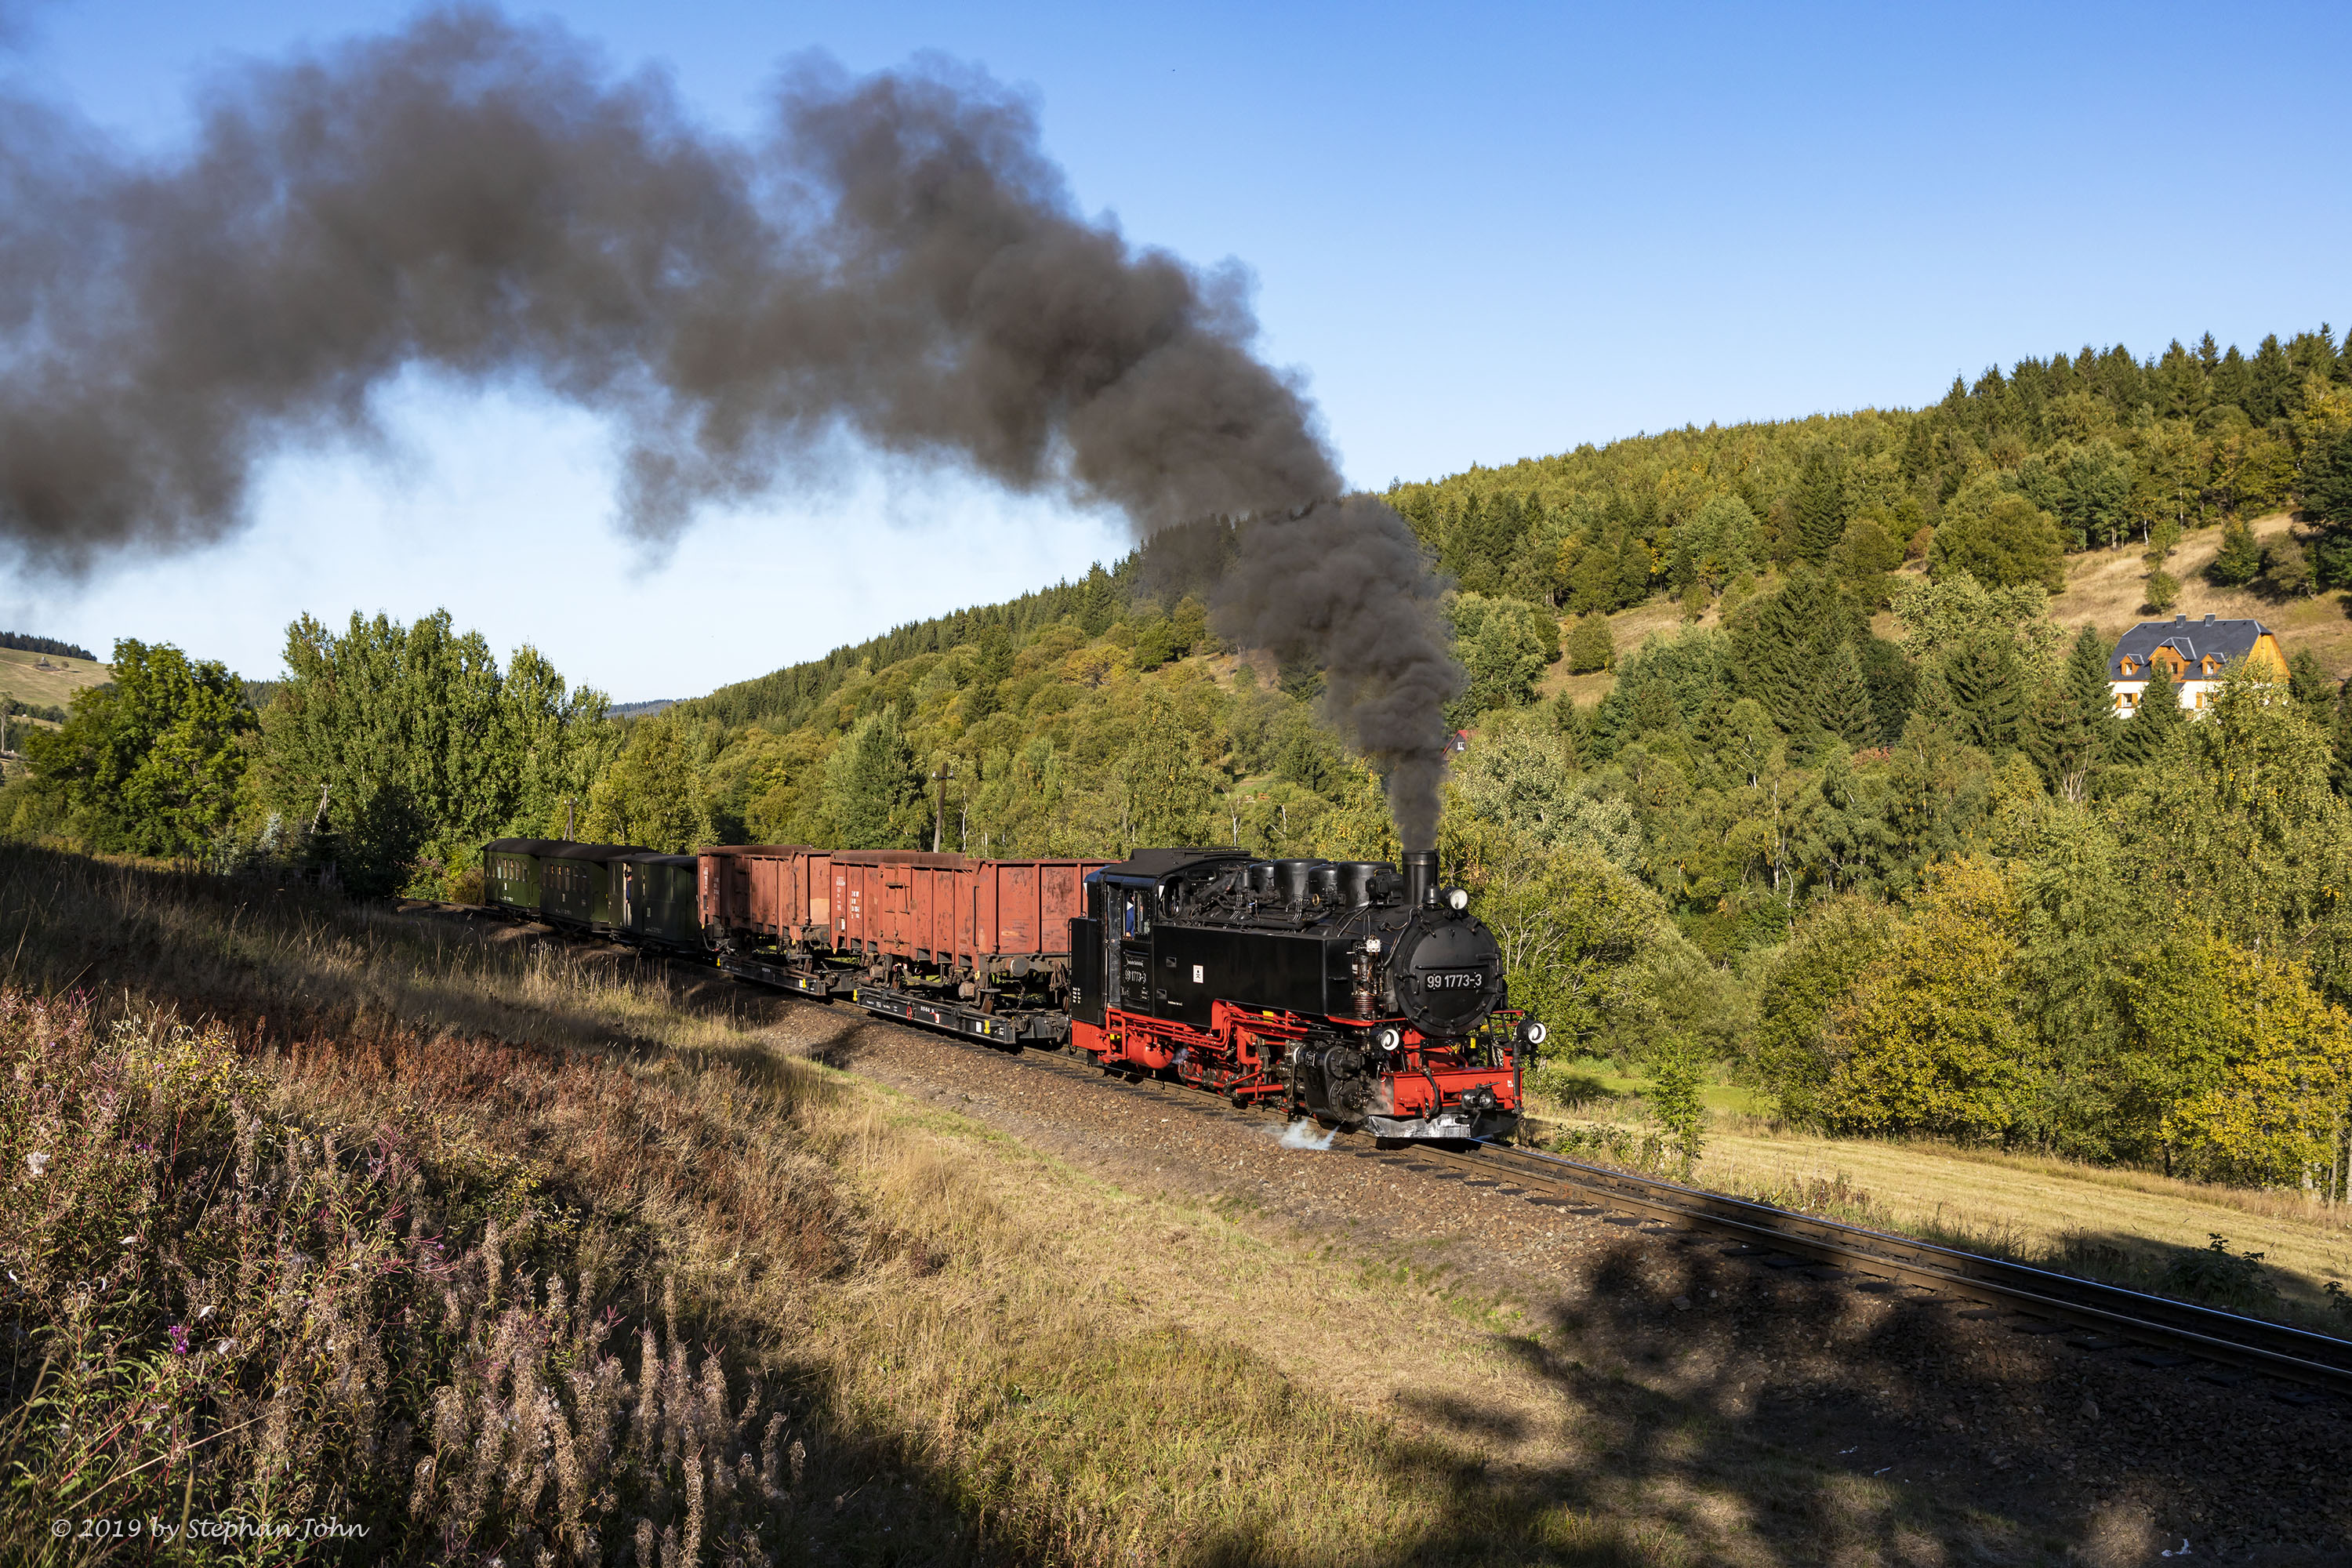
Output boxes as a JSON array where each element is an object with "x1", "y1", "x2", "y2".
[{"x1": 483, "y1": 839, "x2": 1542, "y2": 1142}]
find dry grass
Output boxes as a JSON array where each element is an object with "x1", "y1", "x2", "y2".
[
  {"x1": 1688, "y1": 1127, "x2": 2352, "y2": 1319},
  {"x1": 2031, "y1": 511, "x2": 2352, "y2": 676},
  {"x1": 1522, "y1": 1064, "x2": 2352, "y2": 1329},
  {"x1": 3, "y1": 844, "x2": 2072, "y2": 1565},
  {"x1": 0, "y1": 645, "x2": 111, "y2": 713},
  {"x1": 1538, "y1": 598, "x2": 1693, "y2": 709}
]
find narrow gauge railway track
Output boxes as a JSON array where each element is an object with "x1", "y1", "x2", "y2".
[
  {"x1": 883, "y1": 1015, "x2": 2352, "y2": 1405},
  {"x1": 452, "y1": 910, "x2": 2352, "y2": 1406}
]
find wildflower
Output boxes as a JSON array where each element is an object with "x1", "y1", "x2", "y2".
[
  {"x1": 120, "y1": 1235, "x2": 136, "y2": 1247},
  {"x1": 168, "y1": 1325, "x2": 191, "y2": 1356},
  {"x1": 24, "y1": 1152, "x2": 48, "y2": 1177},
  {"x1": 197, "y1": 1305, "x2": 215, "y2": 1320},
  {"x1": 212, "y1": 1338, "x2": 236, "y2": 1356}
]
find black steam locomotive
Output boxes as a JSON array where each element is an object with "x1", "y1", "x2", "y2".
[{"x1": 1070, "y1": 848, "x2": 1537, "y2": 1141}]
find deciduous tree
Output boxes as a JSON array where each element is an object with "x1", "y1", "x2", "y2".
[{"x1": 24, "y1": 639, "x2": 251, "y2": 860}]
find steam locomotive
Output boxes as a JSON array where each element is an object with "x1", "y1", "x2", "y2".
[
  {"x1": 479, "y1": 837, "x2": 1539, "y2": 1142},
  {"x1": 1073, "y1": 848, "x2": 1537, "y2": 1141}
]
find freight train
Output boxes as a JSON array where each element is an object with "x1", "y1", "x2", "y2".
[{"x1": 479, "y1": 837, "x2": 1542, "y2": 1142}]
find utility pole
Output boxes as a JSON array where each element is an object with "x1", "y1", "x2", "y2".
[
  {"x1": 931, "y1": 762, "x2": 953, "y2": 853},
  {"x1": 310, "y1": 782, "x2": 332, "y2": 838}
]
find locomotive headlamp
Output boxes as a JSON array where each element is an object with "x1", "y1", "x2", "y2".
[
  {"x1": 1375, "y1": 1025, "x2": 1402, "y2": 1051},
  {"x1": 1519, "y1": 1020, "x2": 1548, "y2": 1047},
  {"x1": 1445, "y1": 887, "x2": 1469, "y2": 912}
]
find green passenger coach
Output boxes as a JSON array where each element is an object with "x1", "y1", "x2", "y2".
[
  {"x1": 480, "y1": 838, "x2": 694, "y2": 947},
  {"x1": 614, "y1": 852, "x2": 701, "y2": 947},
  {"x1": 483, "y1": 838, "x2": 558, "y2": 913}
]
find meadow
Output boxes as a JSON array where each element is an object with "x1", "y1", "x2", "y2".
[
  {"x1": 2, "y1": 846, "x2": 1992, "y2": 1567},
  {"x1": 1525, "y1": 1058, "x2": 2352, "y2": 1329}
]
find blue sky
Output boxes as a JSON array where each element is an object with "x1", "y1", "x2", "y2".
[{"x1": 5, "y1": 0, "x2": 2349, "y2": 699}]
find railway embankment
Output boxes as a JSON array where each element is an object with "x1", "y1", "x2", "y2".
[
  {"x1": 4, "y1": 846, "x2": 2348, "y2": 1565},
  {"x1": 812, "y1": 1003, "x2": 2352, "y2": 1563}
]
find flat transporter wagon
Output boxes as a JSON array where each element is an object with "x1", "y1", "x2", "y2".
[{"x1": 699, "y1": 845, "x2": 1109, "y2": 1044}]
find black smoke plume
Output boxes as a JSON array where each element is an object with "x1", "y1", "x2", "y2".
[{"x1": 0, "y1": 7, "x2": 1461, "y2": 841}]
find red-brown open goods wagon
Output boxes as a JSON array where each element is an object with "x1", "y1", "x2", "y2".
[{"x1": 697, "y1": 844, "x2": 1108, "y2": 1041}]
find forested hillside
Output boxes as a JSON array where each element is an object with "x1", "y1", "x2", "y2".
[{"x1": 9, "y1": 322, "x2": 2352, "y2": 1195}]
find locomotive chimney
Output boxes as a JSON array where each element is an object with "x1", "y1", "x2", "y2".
[{"x1": 1404, "y1": 850, "x2": 1437, "y2": 909}]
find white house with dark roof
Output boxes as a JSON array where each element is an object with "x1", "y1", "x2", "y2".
[{"x1": 2107, "y1": 613, "x2": 2287, "y2": 718}]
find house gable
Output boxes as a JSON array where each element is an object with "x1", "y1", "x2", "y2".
[{"x1": 2110, "y1": 614, "x2": 2274, "y2": 683}]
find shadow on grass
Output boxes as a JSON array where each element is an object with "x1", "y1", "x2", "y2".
[{"x1": 1303, "y1": 1230, "x2": 2352, "y2": 1566}]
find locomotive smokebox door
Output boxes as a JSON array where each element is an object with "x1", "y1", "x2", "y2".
[{"x1": 1395, "y1": 917, "x2": 1504, "y2": 1036}]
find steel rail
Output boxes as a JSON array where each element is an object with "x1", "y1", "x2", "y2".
[
  {"x1": 1400, "y1": 1140, "x2": 2352, "y2": 1396},
  {"x1": 900, "y1": 1035, "x2": 2352, "y2": 1397}
]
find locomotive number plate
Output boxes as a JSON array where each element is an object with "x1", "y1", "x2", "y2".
[{"x1": 1425, "y1": 971, "x2": 1484, "y2": 989}]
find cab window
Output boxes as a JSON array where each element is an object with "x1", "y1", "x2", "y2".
[{"x1": 1122, "y1": 889, "x2": 1150, "y2": 938}]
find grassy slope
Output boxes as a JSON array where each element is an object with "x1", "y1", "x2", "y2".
[
  {"x1": 1528, "y1": 1063, "x2": 2352, "y2": 1324},
  {"x1": 3, "y1": 847, "x2": 2100, "y2": 1566},
  {"x1": 1691, "y1": 1127, "x2": 2352, "y2": 1313},
  {"x1": 0, "y1": 645, "x2": 111, "y2": 713},
  {"x1": 1541, "y1": 510, "x2": 2339, "y2": 709}
]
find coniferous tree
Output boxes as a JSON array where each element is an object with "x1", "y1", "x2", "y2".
[
  {"x1": 1614, "y1": 535, "x2": 1653, "y2": 606},
  {"x1": 2031, "y1": 625, "x2": 2117, "y2": 800},
  {"x1": 1855, "y1": 635, "x2": 1918, "y2": 748},
  {"x1": 2155, "y1": 339, "x2": 2205, "y2": 419},
  {"x1": 1789, "y1": 448, "x2": 1849, "y2": 562},
  {"x1": 1816, "y1": 640, "x2": 1877, "y2": 747},
  {"x1": 1944, "y1": 637, "x2": 2024, "y2": 755},
  {"x1": 2302, "y1": 430, "x2": 2352, "y2": 525},
  {"x1": 2288, "y1": 649, "x2": 2335, "y2": 727},
  {"x1": 2249, "y1": 333, "x2": 2296, "y2": 423},
  {"x1": 1076, "y1": 564, "x2": 1119, "y2": 633},
  {"x1": 1737, "y1": 569, "x2": 1846, "y2": 731},
  {"x1": 2121, "y1": 662, "x2": 2184, "y2": 762},
  {"x1": 2210, "y1": 346, "x2": 2254, "y2": 414},
  {"x1": 2209, "y1": 518, "x2": 2263, "y2": 586}
]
